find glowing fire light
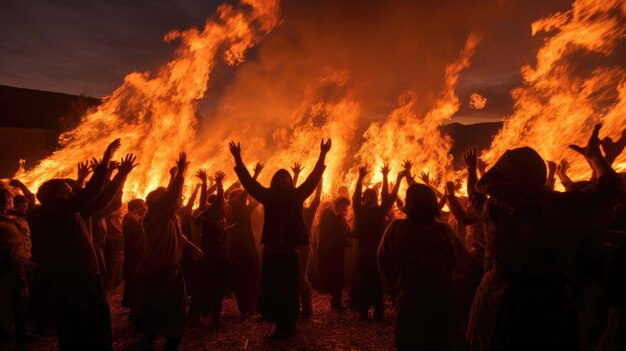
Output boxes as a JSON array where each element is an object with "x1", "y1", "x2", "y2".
[{"x1": 469, "y1": 93, "x2": 487, "y2": 110}]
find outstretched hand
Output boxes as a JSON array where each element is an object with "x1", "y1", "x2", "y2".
[
  {"x1": 546, "y1": 161, "x2": 557, "y2": 173},
  {"x1": 320, "y1": 139, "x2": 332, "y2": 155},
  {"x1": 600, "y1": 128, "x2": 626, "y2": 164},
  {"x1": 556, "y1": 159, "x2": 569, "y2": 178},
  {"x1": 195, "y1": 169, "x2": 207, "y2": 183},
  {"x1": 253, "y1": 162, "x2": 265, "y2": 177},
  {"x1": 175, "y1": 152, "x2": 188, "y2": 175},
  {"x1": 464, "y1": 147, "x2": 477, "y2": 169},
  {"x1": 77, "y1": 161, "x2": 92, "y2": 179},
  {"x1": 118, "y1": 153, "x2": 139, "y2": 174},
  {"x1": 445, "y1": 181, "x2": 456, "y2": 196},
  {"x1": 401, "y1": 160, "x2": 413, "y2": 178},
  {"x1": 419, "y1": 171, "x2": 431, "y2": 185},
  {"x1": 103, "y1": 138, "x2": 121, "y2": 163},
  {"x1": 291, "y1": 162, "x2": 303, "y2": 175},
  {"x1": 229, "y1": 141, "x2": 242, "y2": 163},
  {"x1": 570, "y1": 124, "x2": 603, "y2": 159},
  {"x1": 358, "y1": 165, "x2": 369, "y2": 179},
  {"x1": 380, "y1": 163, "x2": 391, "y2": 176},
  {"x1": 214, "y1": 171, "x2": 226, "y2": 184}
]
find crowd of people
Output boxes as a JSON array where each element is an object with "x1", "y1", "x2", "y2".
[{"x1": 0, "y1": 124, "x2": 625, "y2": 351}]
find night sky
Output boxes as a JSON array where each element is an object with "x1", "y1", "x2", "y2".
[{"x1": 0, "y1": 0, "x2": 573, "y2": 124}]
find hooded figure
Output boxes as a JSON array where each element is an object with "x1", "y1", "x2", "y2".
[
  {"x1": 466, "y1": 146, "x2": 624, "y2": 351},
  {"x1": 378, "y1": 184, "x2": 457, "y2": 350}
]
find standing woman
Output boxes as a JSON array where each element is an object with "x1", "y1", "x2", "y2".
[
  {"x1": 378, "y1": 183, "x2": 457, "y2": 351},
  {"x1": 229, "y1": 139, "x2": 330, "y2": 339}
]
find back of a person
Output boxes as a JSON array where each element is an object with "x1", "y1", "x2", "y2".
[
  {"x1": 261, "y1": 189, "x2": 307, "y2": 249},
  {"x1": 140, "y1": 209, "x2": 183, "y2": 274}
]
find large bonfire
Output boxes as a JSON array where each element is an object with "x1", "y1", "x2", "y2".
[{"x1": 17, "y1": 0, "x2": 626, "y2": 199}]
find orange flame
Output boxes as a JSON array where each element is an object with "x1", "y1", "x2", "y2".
[
  {"x1": 485, "y1": 0, "x2": 626, "y2": 184},
  {"x1": 469, "y1": 93, "x2": 487, "y2": 110},
  {"x1": 18, "y1": 0, "x2": 281, "y2": 200}
]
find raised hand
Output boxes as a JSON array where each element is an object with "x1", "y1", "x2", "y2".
[
  {"x1": 109, "y1": 161, "x2": 120, "y2": 170},
  {"x1": 169, "y1": 166, "x2": 178, "y2": 177},
  {"x1": 175, "y1": 152, "x2": 188, "y2": 174},
  {"x1": 89, "y1": 158, "x2": 101, "y2": 171},
  {"x1": 77, "y1": 161, "x2": 92, "y2": 179},
  {"x1": 291, "y1": 162, "x2": 303, "y2": 175},
  {"x1": 320, "y1": 139, "x2": 332, "y2": 155},
  {"x1": 445, "y1": 181, "x2": 456, "y2": 196},
  {"x1": 381, "y1": 163, "x2": 391, "y2": 176},
  {"x1": 253, "y1": 162, "x2": 265, "y2": 177},
  {"x1": 118, "y1": 153, "x2": 139, "y2": 174},
  {"x1": 214, "y1": 171, "x2": 226, "y2": 184},
  {"x1": 103, "y1": 138, "x2": 121, "y2": 163},
  {"x1": 419, "y1": 171, "x2": 431, "y2": 185},
  {"x1": 547, "y1": 161, "x2": 557, "y2": 173},
  {"x1": 195, "y1": 169, "x2": 207, "y2": 183},
  {"x1": 570, "y1": 124, "x2": 603, "y2": 159},
  {"x1": 358, "y1": 165, "x2": 369, "y2": 179},
  {"x1": 229, "y1": 141, "x2": 242, "y2": 163},
  {"x1": 464, "y1": 147, "x2": 477, "y2": 169},
  {"x1": 401, "y1": 160, "x2": 413, "y2": 177},
  {"x1": 600, "y1": 128, "x2": 626, "y2": 165}
]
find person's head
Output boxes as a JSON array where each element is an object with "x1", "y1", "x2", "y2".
[
  {"x1": 404, "y1": 184, "x2": 439, "y2": 223},
  {"x1": 146, "y1": 187, "x2": 167, "y2": 208},
  {"x1": 127, "y1": 198, "x2": 148, "y2": 218},
  {"x1": 37, "y1": 179, "x2": 74, "y2": 206},
  {"x1": 332, "y1": 196, "x2": 351, "y2": 217},
  {"x1": 270, "y1": 169, "x2": 294, "y2": 190},
  {"x1": 477, "y1": 147, "x2": 546, "y2": 191},
  {"x1": 0, "y1": 188, "x2": 14, "y2": 212},
  {"x1": 362, "y1": 188, "x2": 378, "y2": 208},
  {"x1": 12, "y1": 194, "x2": 28, "y2": 214},
  {"x1": 336, "y1": 185, "x2": 349, "y2": 198},
  {"x1": 228, "y1": 189, "x2": 245, "y2": 207}
]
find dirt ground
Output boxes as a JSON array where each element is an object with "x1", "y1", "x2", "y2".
[{"x1": 20, "y1": 290, "x2": 394, "y2": 351}]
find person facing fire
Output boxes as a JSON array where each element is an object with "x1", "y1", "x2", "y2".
[
  {"x1": 225, "y1": 162, "x2": 263, "y2": 316},
  {"x1": 350, "y1": 163, "x2": 405, "y2": 321},
  {"x1": 121, "y1": 198, "x2": 147, "y2": 324},
  {"x1": 378, "y1": 183, "x2": 457, "y2": 350},
  {"x1": 466, "y1": 124, "x2": 625, "y2": 351},
  {"x1": 135, "y1": 152, "x2": 202, "y2": 351},
  {"x1": 314, "y1": 195, "x2": 351, "y2": 310},
  {"x1": 190, "y1": 170, "x2": 230, "y2": 328},
  {"x1": 28, "y1": 139, "x2": 136, "y2": 351},
  {"x1": 229, "y1": 138, "x2": 330, "y2": 339}
]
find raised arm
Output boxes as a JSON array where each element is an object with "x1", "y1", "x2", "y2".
[
  {"x1": 195, "y1": 171, "x2": 225, "y2": 223},
  {"x1": 291, "y1": 162, "x2": 303, "y2": 186},
  {"x1": 9, "y1": 179, "x2": 36, "y2": 213},
  {"x1": 353, "y1": 166, "x2": 368, "y2": 212},
  {"x1": 230, "y1": 141, "x2": 268, "y2": 203},
  {"x1": 195, "y1": 169, "x2": 208, "y2": 211},
  {"x1": 556, "y1": 159, "x2": 575, "y2": 191},
  {"x1": 71, "y1": 139, "x2": 120, "y2": 210},
  {"x1": 445, "y1": 182, "x2": 478, "y2": 226},
  {"x1": 81, "y1": 153, "x2": 137, "y2": 218},
  {"x1": 464, "y1": 147, "x2": 486, "y2": 212},
  {"x1": 419, "y1": 171, "x2": 443, "y2": 199},
  {"x1": 73, "y1": 161, "x2": 92, "y2": 191},
  {"x1": 185, "y1": 183, "x2": 201, "y2": 210},
  {"x1": 380, "y1": 163, "x2": 391, "y2": 208},
  {"x1": 570, "y1": 124, "x2": 615, "y2": 179},
  {"x1": 297, "y1": 139, "x2": 331, "y2": 198},
  {"x1": 600, "y1": 127, "x2": 626, "y2": 167},
  {"x1": 545, "y1": 161, "x2": 557, "y2": 190}
]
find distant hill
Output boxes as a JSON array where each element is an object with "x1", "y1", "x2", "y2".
[{"x1": 0, "y1": 84, "x2": 504, "y2": 179}]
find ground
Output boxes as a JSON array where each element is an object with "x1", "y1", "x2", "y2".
[{"x1": 23, "y1": 291, "x2": 394, "y2": 351}]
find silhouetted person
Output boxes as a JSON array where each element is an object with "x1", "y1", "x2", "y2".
[
  {"x1": 314, "y1": 196, "x2": 351, "y2": 310},
  {"x1": 379, "y1": 183, "x2": 457, "y2": 350},
  {"x1": 190, "y1": 171, "x2": 230, "y2": 328},
  {"x1": 136, "y1": 152, "x2": 202, "y2": 351},
  {"x1": 229, "y1": 139, "x2": 330, "y2": 339},
  {"x1": 297, "y1": 169, "x2": 322, "y2": 317},
  {"x1": 0, "y1": 187, "x2": 37, "y2": 343},
  {"x1": 466, "y1": 125, "x2": 624, "y2": 351},
  {"x1": 29, "y1": 140, "x2": 134, "y2": 350},
  {"x1": 122, "y1": 198, "x2": 147, "y2": 324},
  {"x1": 350, "y1": 163, "x2": 402, "y2": 321},
  {"x1": 226, "y1": 163, "x2": 263, "y2": 315}
]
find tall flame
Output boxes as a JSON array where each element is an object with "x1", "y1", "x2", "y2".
[
  {"x1": 485, "y1": 0, "x2": 626, "y2": 183},
  {"x1": 352, "y1": 34, "x2": 481, "y2": 192},
  {"x1": 19, "y1": 0, "x2": 281, "y2": 199}
]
